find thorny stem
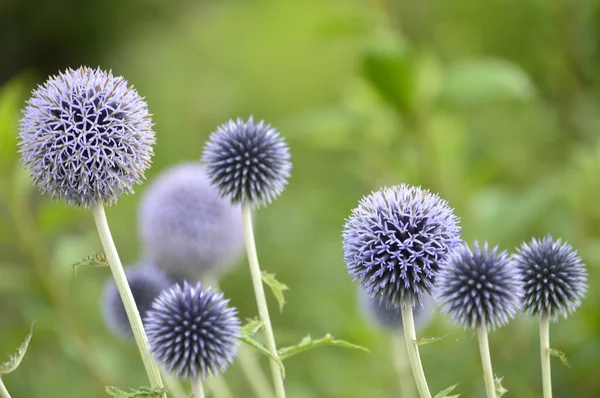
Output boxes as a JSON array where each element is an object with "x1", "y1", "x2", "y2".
[
  {"x1": 392, "y1": 333, "x2": 417, "y2": 398},
  {"x1": 192, "y1": 377, "x2": 205, "y2": 398},
  {"x1": 477, "y1": 326, "x2": 496, "y2": 398},
  {"x1": 0, "y1": 379, "x2": 12, "y2": 398},
  {"x1": 540, "y1": 315, "x2": 553, "y2": 398},
  {"x1": 92, "y1": 204, "x2": 164, "y2": 394},
  {"x1": 400, "y1": 304, "x2": 432, "y2": 398},
  {"x1": 242, "y1": 205, "x2": 286, "y2": 398}
]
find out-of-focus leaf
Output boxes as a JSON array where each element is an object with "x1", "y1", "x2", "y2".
[
  {"x1": 0, "y1": 322, "x2": 34, "y2": 375},
  {"x1": 72, "y1": 251, "x2": 108, "y2": 275},
  {"x1": 0, "y1": 264, "x2": 33, "y2": 293},
  {"x1": 547, "y1": 348, "x2": 571, "y2": 368},
  {"x1": 434, "y1": 383, "x2": 460, "y2": 398},
  {"x1": 495, "y1": 376, "x2": 508, "y2": 397},
  {"x1": 414, "y1": 334, "x2": 448, "y2": 346},
  {"x1": 0, "y1": 76, "x2": 28, "y2": 169},
  {"x1": 105, "y1": 386, "x2": 165, "y2": 397},
  {"x1": 440, "y1": 58, "x2": 535, "y2": 106},
  {"x1": 278, "y1": 334, "x2": 369, "y2": 360},
  {"x1": 261, "y1": 271, "x2": 289, "y2": 313},
  {"x1": 362, "y1": 33, "x2": 416, "y2": 113}
]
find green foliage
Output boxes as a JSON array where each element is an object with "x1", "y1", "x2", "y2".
[
  {"x1": 278, "y1": 334, "x2": 369, "y2": 360},
  {"x1": 414, "y1": 334, "x2": 449, "y2": 346},
  {"x1": 72, "y1": 252, "x2": 108, "y2": 275},
  {"x1": 261, "y1": 271, "x2": 289, "y2": 313},
  {"x1": 495, "y1": 376, "x2": 508, "y2": 397},
  {"x1": 0, "y1": 323, "x2": 34, "y2": 376},
  {"x1": 105, "y1": 386, "x2": 165, "y2": 397},
  {"x1": 434, "y1": 383, "x2": 460, "y2": 398},
  {"x1": 547, "y1": 348, "x2": 571, "y2": 368},
  {"x1": 238, "y1": 319, "x2": 286, "y2": 380}
]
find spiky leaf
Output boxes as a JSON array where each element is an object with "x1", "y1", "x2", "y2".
[
  {"x1": 547, "y1": 348, "x2": 571, "y2": 368},
  {"x1": 415, "y1": 334, "x2": 448, "y2": 346},
  {"x1": 0, "y1": 323, "x2": 34, "y2": 375},
  {"x1": 105, "y1": 386, "x2": 165, "y2": 397},
  {"x1": 261, "y1": 271, "x2": 289, "y2": 313},
  {"x1": 434, "y1": 383, "x2": 461, "y2": 398},
  {"x1": 240, "y1": 318, "x2": 263, "y2": 337},
  {"x1": 494, "y1": 376, "x2": 508, "y2": 397},
  {"x1": 73, "y1": 251, "x2": 108, "y2": 275},
  {"x1": 278, "y1": 334, "x2": 369, "y2": 360}
]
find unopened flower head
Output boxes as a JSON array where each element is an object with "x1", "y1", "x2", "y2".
[
  {"x1": 102, "y1": 264, "x2": 173, "y2": 339},
  {"x1": 201, "y1": 116, "x2": 291, "y2": 207},
  {"x1": 513, "y1": 235, "x2": 587, "y2": 320},
  {"x1": 436, "y1": 241, "x2": 522, "y2": 330},
  {"x1": 145, "y1": 282, "x2": 240, "y2": 380},
  {"x1": 343, "y1": 184, "x2": 461, "y2": 307},
  {"x1": 138, "y1": 163, "x2": 244, "y2": 281},
  {"x1": 359, "y1": 288, "x2": 436, "y2": 332},
  {"x1": 19, "y1": 67, "x2": 154, "y2": 207}
]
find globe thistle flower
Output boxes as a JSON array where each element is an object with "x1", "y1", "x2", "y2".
[
  {"x1": 201, "y1": 116, "x2": 291, "y2": 207},
  {"x1": 138, "y1": 163, "x2": 244, "y2": 281},
  {"x1": 513, "y1": 235, "x2": 587, "y2": 320},
  {"x1": 436, "y1": 241, "x2": 522, "y2": 330},
  {"x1": 102, "y1": 264, "x2": 173, "y2": 339},
  {"x1": 145, "y1": 282, "x2": 241, "y2": 380},
  {"x1": 343, "y1": 184, "x2": 461, "y2": 307},
  {"x1": 19, "y1": 66, "x2": 154, "y2": 207},
  {"x1": 359, "y1": 289, "x2": 436, "y2": 332}
]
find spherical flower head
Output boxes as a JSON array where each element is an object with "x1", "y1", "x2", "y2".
[
  {"x1": 138, "y1": 163, "x2": 244, "y2": 281},
  {"x1": 102, "y1": 264, "x2": 173, "y2": 339},
  {"x1": 359, "y1": 288, "x2": 436, "y2": 332},
  {"x1": 19, "y1": 67, "x2": 154, "y2": 207},
  {"x1": 436, "y1": 241, "x2": 523, "y2": 330},
  {"x1": 145, "y1": 282, "x2": 241, "y2": 380},
  {"x1": 343, "y1": 184, "x2": 461, "y2": 307},
  {"x1": 201, "y1": 116, "x2": 292, "y2": 207},
  {"x1": 513, "y1": 235, "x2": 587, "y2": 320}
]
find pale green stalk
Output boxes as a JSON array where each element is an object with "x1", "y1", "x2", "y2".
[
  {"x1": 0, "y1": 379, "x2": 11, "y2": 398},
  {"x1": 161, "y1": 371, "x2": 187, "y2": 398},
  {"x1": 92, "y1": 204, "x2": 164, "y2": 393},
  {"x1": 392, "y1": 333, "x2": 417, "y2": 398},
  {"x1": 477, "y1": 325, "x2": 496, "y2": 398},
  {"x1": 206, "y1": 375, "x2": 233, "y2": 398},
  {"x1": 540, "y1": 315, "x2": 552, "y2": 398},
  {"x1": 192, "y1": 377, "x2": 205, "y2": 398},
  {"x1": 242, "y1": 205, "x2": 286, "y2": 398},
  {"x1": 238, "y1": 345, "x2": 275, "y2": 398},
  {"x1": 400, "y1": 304, "x2": 431, "y2": 398}
]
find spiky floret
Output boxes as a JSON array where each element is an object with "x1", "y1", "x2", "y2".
[
  {"x1": 436, "y1": 241, "x2": 523, "y2": 330},
  {"x1": 359, "y1": 289, "x2": 436, "y2": 331},
  {"x1": 19, "y1": 66, "x2": 154, "y2": 207},
  {"x1": 145, "y1": 282, "x2": 241, "y2": 380},
  {"x1": 138, "y1": 163, "x2": 244, "y2": 281},
  {"x1": 343, "y1": 184, "x2": 461, "y2": 307},
  {"x1": 201, "y1": 116, "x2": 291, "y2": 207},
  {"x1": 102, "y1": 264, "x2": 173, "y2": 339},
  {"x1": 513, "y1": 235, "x2": 587, "y2": 320}
]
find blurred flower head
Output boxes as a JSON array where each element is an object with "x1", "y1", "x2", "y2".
[
  {"x1": 19, "y1": 67, "x2": 154, "y2": 207},
  {"x1": 513, "y1": 235, "x2": 587, "y2": 320},
  {"x1": 436, "y1": 241, "x2": 522, "y2": 330},
  {"x1": 102, "y1": 264, "x2": 173, "y2": 339},
  {"x1": 145, "y1": 282, "x2": 240, "y2": 380},
  {"x1": 201, "y1": 116, "x2": 291, "y2": 207},
  {"x1": 359, "y1": 288, "x2": 436, "y2": 332},
  {"x1": 343, "y1": 184, "x2": 461, "y2": 307},
  {"x1": 138, "y1": 163, "x2": 244, "y2": 281}
]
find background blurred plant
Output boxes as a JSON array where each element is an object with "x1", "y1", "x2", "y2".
[{"x1": 1, "y1": 0, "x2": 600, "y2": 397}]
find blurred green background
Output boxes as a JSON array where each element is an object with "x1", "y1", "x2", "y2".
[{"x1": 1, "y1": 0, "x2": 600, "y2": 396}]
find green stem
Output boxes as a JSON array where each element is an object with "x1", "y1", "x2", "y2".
[
  {"x1": 206, "y1": 375, "x2": 233, "y2": 398},
  {"x1": 400, "y1": 304, "x2": 431, "y2": 398},
  {"x1": 91, "y1": 204, "x2": 164, "y2": 393},
  {"x1": 192, "y1": 377, "x2": 205, "y2": 398},
  {"x1": 392, "y1": 332, "x2": 417, "y2": 398},
  {"x1": 0, "y1": 378, "x2": 12, "y2": 398},
  {"x1": 242, "y1": 205, "x2": 286, "y2": 398},
  {"x1": 238, "y1": 344, "x2": 275, "y2": 398},
  {"x1": 477, "y1": 326, "x2": 496, "y2": 398},
  {"x1": 540, "y1": 315, "x2": 553, "y2": 398},
  {"x1": 161, "y1": 370, "x2": 187, "y2": 398}
]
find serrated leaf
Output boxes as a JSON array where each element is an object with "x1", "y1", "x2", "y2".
[
  {"x1": 72, "y1": 251, "x2": 108, "y2": 275},
  {"x1": 261, "y1": 271, "x2": 289, "y2": 313},
  {"x1": 0, "y1": 323, "x2": 34, "y2": 375},
  {"x1": 547, "y1": 348, "x2": 571, "y2": 368},
  {"x1": 494, "y1": 376, "x2": 508, "y2": 397},
  {"x1": 415, "y1": 334, "x2": 448, "y2": 346},
  {"x1": 277, "y1": 333, "x2": 369, "y2": 360},
  {"x1": 105, "y1": 386, "x2": 165, "y2": 397},
  {"x1": 238, "y1": 335, "x2": 286, "y2": 380},
  {"x1": 434, "y1": 383, "x2": 460, "y2": 398},
  {"x1": 240, "y1": 319, "x2": 263, "y2": 337}
]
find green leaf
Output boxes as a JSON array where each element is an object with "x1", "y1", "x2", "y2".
[
  {"x1": 278, "y1": 334, "x2": 369, "y2": 360},
  {"x1": 547, "y1": 348, "x2": 571, "y2": 368},
  {"x1": 494, "y1": 376, "x2": 508, "y2": 397},
  {"x1": 105, "y1": 386, "x2": 166, "y2": 397},
  {"x1": 261, "y1": 271, "x2": 289, "y2": 313},
  {"x1": 72, "y1": 251, "x2": 108, "y2": 275},
  {"x1": 0, "y1": 323, "x2": 34, "y2": 375},
  {"x1": 434, "y1": 383, "x2": 461, "y2": 398},
  {"x1": 414, "y1": 334, "x2": 448, "y2": 346},
  {"x1": 240, "y1": 318, "x2": 263, "y2": 337},
  {"x1": 238, "y1": 335, "x2": 286, "y2": 380},
  {"x1": 440, "y1": 58, "x2": 535, "y2": 106}
]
